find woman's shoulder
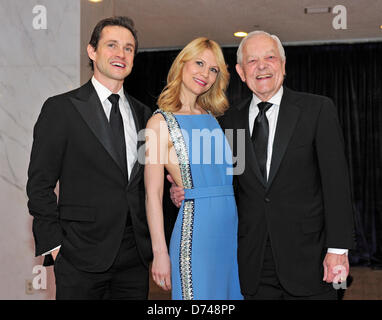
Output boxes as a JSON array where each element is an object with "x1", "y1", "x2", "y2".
[{"x1": 146, "y1": 110, "x2": 169, "y2": 131}]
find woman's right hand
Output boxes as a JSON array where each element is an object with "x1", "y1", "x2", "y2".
[{"x1": 151, "y1": 252, "x2": 172, "y2": 291}]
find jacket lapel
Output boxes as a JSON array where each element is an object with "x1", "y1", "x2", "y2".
[
  {"x1": 235, "y1": 98, "x2": 267, "y2": 187},
  {"x1": 125, "y1": 93, "x2": 144, "y2": 185},
  {"x1": 69, "y1": 81, "x2": 128, "y2": 179},
  {"x1": 267, "y1": 87, "x2": 300, "y2": 189}
]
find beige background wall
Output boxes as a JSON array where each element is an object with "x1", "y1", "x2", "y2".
[{"x1": 0, "y1": 0, "x2": 80, "y2": 299}]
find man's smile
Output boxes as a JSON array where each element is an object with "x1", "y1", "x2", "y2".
[
  {"x1": 256, "y1": 74, "x2": 272, "y2": 80},
  {"x1": 110, "y1": 61, "x2": 126, "y2": 69}
]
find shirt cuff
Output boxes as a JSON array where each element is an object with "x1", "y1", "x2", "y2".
[
  {"x1": 42, "y1": 245, "x2": 61, "y2": 256},
  {"x1": 327, "y1": 248, "x2": 348, "y2": 255}
]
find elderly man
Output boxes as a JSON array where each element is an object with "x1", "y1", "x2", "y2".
[{"x1": 171, "y1": 31, "x2": 355, "y2": 300}]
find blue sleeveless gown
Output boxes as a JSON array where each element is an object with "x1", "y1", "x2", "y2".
[{"x1": 155, "y1": 110, "x2": 243, "y2": 300}]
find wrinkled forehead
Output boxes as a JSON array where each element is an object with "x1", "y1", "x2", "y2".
[{"x1": 243, "y1": 35, "x2": 280, "y2": 56}]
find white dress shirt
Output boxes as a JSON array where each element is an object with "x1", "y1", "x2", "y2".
[
  {"x1": 42, "y1": 77, "x2": 138, "y2": 256},
  {"x1": 248, "y1": 86, "x2": 347, "y2": 256},
  {"x1": 249, "y1": 87, "x2": 282, "y2": 180}
]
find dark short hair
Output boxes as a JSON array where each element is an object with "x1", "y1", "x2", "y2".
[{"x1": 88, "y1": 16, "x2": 138, "y2": 70}]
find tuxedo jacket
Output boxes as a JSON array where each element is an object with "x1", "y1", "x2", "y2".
[
  {"x1": 220, "y1": 87, "x2": 355, "y2": 296},
  {"x1": 27, "y1": 80, "x2": 153, "y2": 272}
]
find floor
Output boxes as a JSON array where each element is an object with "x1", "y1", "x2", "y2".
[
  {"x1": 148, "y1": 266, "x2": 382, "y2": 300},
  {"x1": 342, "y1": 266, "x2": 382, "y2": 300}
]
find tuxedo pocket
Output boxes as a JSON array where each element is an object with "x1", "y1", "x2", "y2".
[
  {"x1": 238, "y1": 225, "x2": 249, "y2": 238},
  {"x1": 59, "y1": 206, "x2": 95, "y2": 222},
  {"x1": 302, "y1": 215, "x2": 324, "y2": 234},
  {"x1": 238, "y1": 233, "x2": 247, "y2": 239},
  {"x1": 288, "y1": 141, "x2": 312, "y2": 150}
]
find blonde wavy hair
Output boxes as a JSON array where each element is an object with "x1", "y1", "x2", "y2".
[{"x1": 157, "y1": 37, "x2": 229, "y2": 116}]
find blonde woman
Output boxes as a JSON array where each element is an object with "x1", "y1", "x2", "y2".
[{"x1": 145, "y1": 38, "x2": 242, "y2": 300}]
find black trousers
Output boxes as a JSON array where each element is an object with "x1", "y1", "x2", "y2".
[
  {"x1": 54, "y1": 228, "x2": 148, "y2": 300},
  {"x1": 244, "y1": 237, "x2": 337, "y2": 300}
]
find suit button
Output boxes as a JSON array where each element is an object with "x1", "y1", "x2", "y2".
[{"x1": 264, "y1": 197, "x2": 270, "y2": 203}]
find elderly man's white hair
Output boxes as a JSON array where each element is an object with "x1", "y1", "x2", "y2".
[{"x1": 236, "y1": 31, "x2": 286, "y2": 65}]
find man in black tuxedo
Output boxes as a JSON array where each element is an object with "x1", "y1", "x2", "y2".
[
  {"x1": 222, "y1": 31, "x2": 355, "y2": 299},
  {"x1": 170, "y1": 31, "x2": 355, "y2": 299},
  {"x1": 27, "y1": 16, "x2": 152, "y2": 299}
]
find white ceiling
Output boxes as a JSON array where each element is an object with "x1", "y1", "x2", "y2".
[{"x1": 107, "y1": 0, "x2": 382, "y2": 50}]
